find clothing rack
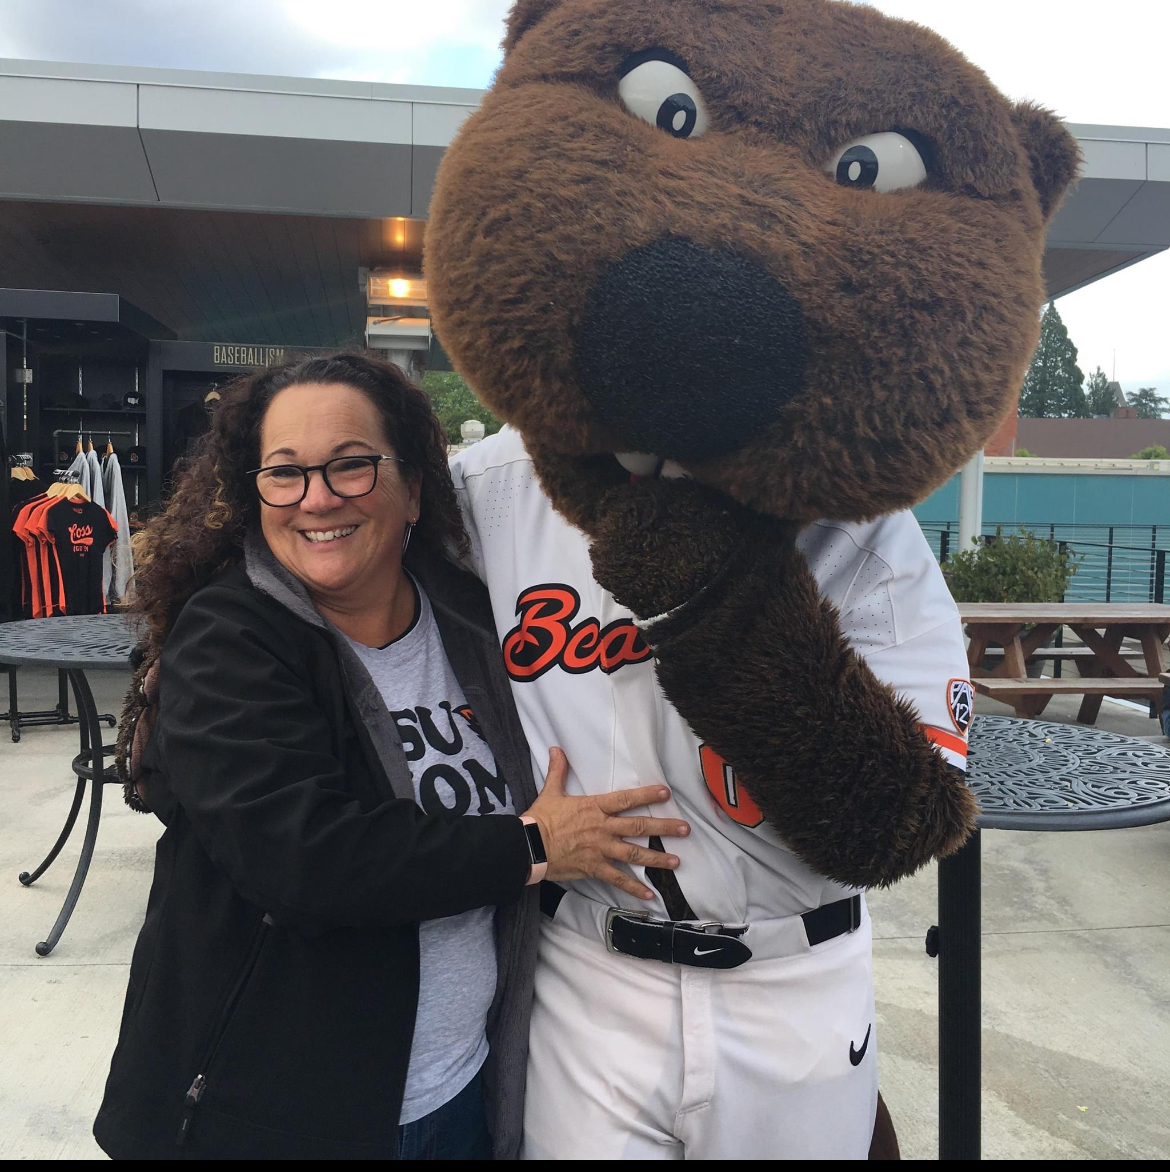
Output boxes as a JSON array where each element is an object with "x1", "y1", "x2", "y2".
[
  {"x1": 5, "y1": 438, "x2": 123, "y2": 738},
  {"x1": 51, "y1": 429, "x2": 138, "y2": 492},
  {"x1": 51, "y1": 429, "x2": 136, "y2": 443},
  {"x1": 5, "y1": 451, "x2": 82, "y2": 737}
]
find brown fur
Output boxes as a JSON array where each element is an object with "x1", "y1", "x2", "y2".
[
  {"x1": 429, "y1": 0, "x2": 1078, "y2": 521},
  {"x1": 427, "y1": 6, "x2": 1077, "y2": 1149},
  {"x1": 502, "y1": 0, "x2": 566, "y2": 53},
  {"x1": 576, "y1": 472, "x2": 977, "y2": 888},
  {"x1": 1011, "y1": 100, "x2": 1083, "y2": 220}
]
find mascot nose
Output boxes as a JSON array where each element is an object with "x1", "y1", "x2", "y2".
[{"x1": 573, "y1": 238, "x2": 807, "y2": 460}]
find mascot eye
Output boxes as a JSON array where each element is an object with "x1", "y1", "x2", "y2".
[
  {"x1": 618, "y1": 55, "x2": 709, "y2": 140},
  {"x1": 824, "y1": 132, "x2": 927, "y2": 193}
]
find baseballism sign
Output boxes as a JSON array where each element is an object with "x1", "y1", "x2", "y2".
[{"x1": 212, "y1": 345, "x2": 287, "y2": 367}]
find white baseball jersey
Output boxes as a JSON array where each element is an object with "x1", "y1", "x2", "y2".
[{"x1": 450, "y1": 426, "x2": 971, "y2": 924}]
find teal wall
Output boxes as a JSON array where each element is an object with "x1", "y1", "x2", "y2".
[{"x1": 914, "y1": 471, "x2": 1170, "y2": 527}]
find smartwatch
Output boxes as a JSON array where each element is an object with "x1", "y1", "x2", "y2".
[{"x1": 519, "y1": 816, "x2": 548, "y2": 885}]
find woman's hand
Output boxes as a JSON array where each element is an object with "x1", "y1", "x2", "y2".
[{"x1": 523, "y1": 747, "x2": 690, "y2": 901}]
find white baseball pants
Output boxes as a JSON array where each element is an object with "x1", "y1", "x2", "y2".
[{"x1": 522, "y1": 901, "x2": 877, "y2": 1160}]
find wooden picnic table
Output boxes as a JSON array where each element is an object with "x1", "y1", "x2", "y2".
[{"x1": 958, "y1": 603, "x2": 1170, "y2": 723}]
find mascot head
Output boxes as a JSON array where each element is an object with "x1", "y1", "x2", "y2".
[{"x1": 426, "y1": 0, "x2": 1079, "y2": 523}]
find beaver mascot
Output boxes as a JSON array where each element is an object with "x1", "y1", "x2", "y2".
[{"x1": 427, "y1": 0, "x2": 1078, "y2": 1159}]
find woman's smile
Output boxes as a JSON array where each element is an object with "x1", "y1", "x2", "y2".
[{"x1": 298, "y1": 524, "x2": 361, "y2": 544}]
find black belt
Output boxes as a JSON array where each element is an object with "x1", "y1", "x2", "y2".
[
  {"x1": 540, "y1": 883, "x2": 862, "y2": 969},
  {"x1": 802, "y1": 893, "x2": 863, "y2": 946}
]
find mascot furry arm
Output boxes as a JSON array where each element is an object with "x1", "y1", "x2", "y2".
[
  {"x1": 534, "y1": 462, "x2": 979, "y2": 889},
  {"x1": 426, "y1": 0, "x2": 1080, "y2": 889}
]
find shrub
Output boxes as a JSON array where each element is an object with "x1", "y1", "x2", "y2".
[
  {"x1": 421, "y1": 371, "x2": 503, "y2": 444},
  {"x1": 942, "y1": 527, "x2": 1080, "y2": 604},
  {"x1": 1131, "y1": 444, "x2": 1169, "y2": 460},
  {"x1": 1013, "y1": 446, "x2": 1037, "y2": 457}
]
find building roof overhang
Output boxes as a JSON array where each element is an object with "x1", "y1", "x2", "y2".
[{"x1": 0, "y1": 59, "x2": 1166, "y2": 342}]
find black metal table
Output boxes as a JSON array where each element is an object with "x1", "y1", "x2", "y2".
[
  {"x1": 4, "y1": 665, "x2": 84, "y2": 742},
  {"x1": 936, "y1": 715, "x2": 1170, "y2": 1159},
  {"x1": 0, "y1": 615, "x2": 138, "y2": 956}
]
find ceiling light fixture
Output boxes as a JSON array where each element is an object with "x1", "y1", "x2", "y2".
[{"x1": 367, "y1": 271, "x2": 427, "y2": 305}]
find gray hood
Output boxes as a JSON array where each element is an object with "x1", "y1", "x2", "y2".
[{"x1": 243, "y1": 528, "x2": 415, "y2": 802}]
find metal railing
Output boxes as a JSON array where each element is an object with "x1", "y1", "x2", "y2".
[{"x1": 921, "y1": 522, "x2": 1167, "y2": 604}]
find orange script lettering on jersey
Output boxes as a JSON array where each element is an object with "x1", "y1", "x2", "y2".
[{"x1": 503, "y1": 584, "x2": 653, "y2": 681}]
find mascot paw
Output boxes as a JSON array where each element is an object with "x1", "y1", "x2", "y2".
[{"x1": 588, "y1": 478, "x2": 751, "y2": 619}]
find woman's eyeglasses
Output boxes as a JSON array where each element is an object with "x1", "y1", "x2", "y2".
[{"x1": 247, "y1": 454, "x2": 405, "y2": 507}]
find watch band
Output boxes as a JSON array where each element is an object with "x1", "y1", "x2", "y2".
[{"x1": 519, "y1": 816, "x2": 548, "y2": 885}]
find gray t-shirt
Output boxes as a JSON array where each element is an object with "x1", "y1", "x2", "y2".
[{"x1": 344, "y1": 578, "x2": 516, "y2": 1125}]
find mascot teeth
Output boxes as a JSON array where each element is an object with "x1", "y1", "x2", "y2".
[
  {"x1": 615, "y1": 452, "x2": 662, "y2": 476},
  {"x1": 614, "y1": 453, "x2": 691, "y2": 480}
]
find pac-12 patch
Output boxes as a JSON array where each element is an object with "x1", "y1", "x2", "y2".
[{"x1": 947, "y1": 678, "x2": 975, "y2": 735}]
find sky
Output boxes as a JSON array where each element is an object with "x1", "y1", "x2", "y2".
[{"x1": 2, "y1": 0, "x2": 1167, "y2": 396}]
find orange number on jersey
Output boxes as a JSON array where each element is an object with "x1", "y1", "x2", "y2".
[{"x1": 699, "y1": 745, "x2": 764, "y2": 828}]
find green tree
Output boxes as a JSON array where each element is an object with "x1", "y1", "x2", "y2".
[
  {"x1": 1129, "y1": 387, "x2": 1169, "y2": 419},
  {"x1": 1085, "y1": 366, "x2": 1114, "y2": 416},
  {"x1": 1018, "y1": 302, "x2": 1087, "y2": 418},
  {"x1": 1131, "y1": 444, "x2": 1169, "y2": 460},
  {"x1": 421, "y1": 371, "x2": 503, "y2": 444},
  {"x1": 1013, "y1": 446, "x2": 1037, "y2": 457}
]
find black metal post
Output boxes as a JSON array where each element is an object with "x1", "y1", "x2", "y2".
[
  {"x1": 1105, "y1": 527, "x2": 1114, "y2": 602},
  {"x1": 1155, "y1": 550, "x2": 1166, "y2": 605},
  {"x1": 33, "y1": 670, "x2": 108, "y2": 957},
  {"x1": 1152, "y1": 528, "x2": 1159, "y2": 604},
  {"x1": 940, "y1": 529, "x2": 950, "y2": 563},
  {"x1": 938, "y1": 831, "x2": 981, "y2": 1161}
]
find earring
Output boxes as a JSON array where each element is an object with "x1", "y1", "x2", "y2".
[{"x1": 401, "y1": 520, "x2": 416, "y2": 554}]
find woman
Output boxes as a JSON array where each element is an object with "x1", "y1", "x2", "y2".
[{"x1": 93, "y1": 353, "x2": 689, "y2": 1161}]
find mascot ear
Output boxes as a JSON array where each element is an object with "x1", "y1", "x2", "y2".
[
  {"x1": 503, "y1": 0, "x2": 566, "y2": 54},
  {"x1": 1010, "y1": 102, "x2": 1081, "y2": 221}
]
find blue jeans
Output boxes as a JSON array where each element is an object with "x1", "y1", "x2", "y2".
[{"x1": 397, "y1": 1072, "x2": 493, "y2": 1161}]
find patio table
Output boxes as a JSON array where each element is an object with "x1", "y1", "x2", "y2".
[
  {"x1": 3, "y1": 666, "x2": 84, "y2": 742},
  {"x1": 958, "y1": 602, "x2": 1170, "y2": 722},
  {"x1": 935, "y1": 714, "x2": 1170, "y2": 1159},
  {"x1": 0, "y1": 614, "x2": 137, "y2": 956}
]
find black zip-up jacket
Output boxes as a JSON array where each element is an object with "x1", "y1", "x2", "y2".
[{"x1": 93, "y1": 536, "x2": 539, "y2": 1160}]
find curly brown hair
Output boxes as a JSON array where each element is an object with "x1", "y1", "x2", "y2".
[{"x1": 131, "y1": 352, "x2": 469, "y2": 657}]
